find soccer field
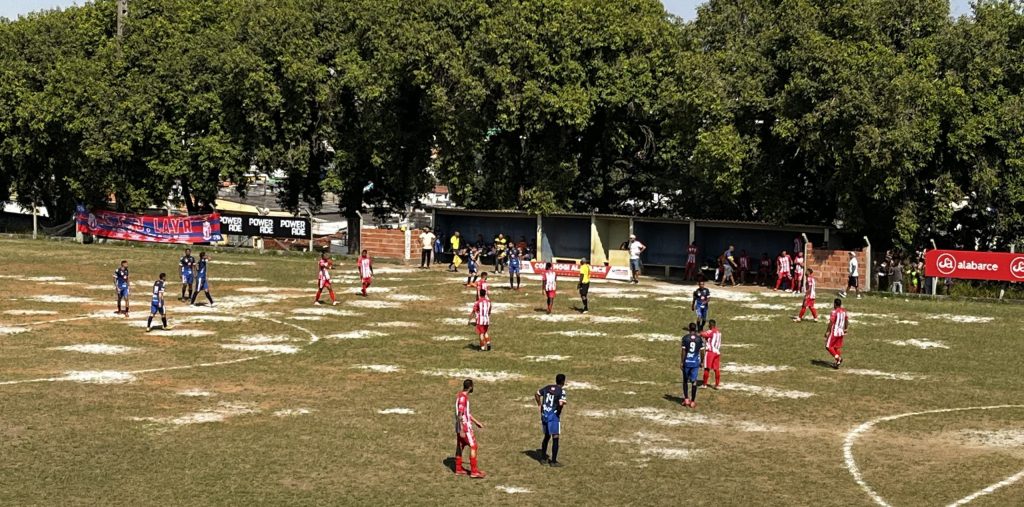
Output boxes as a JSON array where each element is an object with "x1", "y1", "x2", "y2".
[{"x1": 0, "y1": 238, "x2": 1022, "y2": 506}]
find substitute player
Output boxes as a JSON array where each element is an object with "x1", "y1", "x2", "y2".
[
  {"x1": 577, "y1": 259, "x2": 590, "y2": 314},
  {"x1": 792, "y1": 251, "x2": 805, "y2": 293},
  {"x1": 773, "y1": 250, "x2": 792, "y2": 291},
  {"x1": 542, "y1": 262, "x2": 557, "y2": 314},
  {"x1": 190, "y1": 252, "x2": 215, "y2": 306},
  {"x1": 793, "y1": 268, "x2": 819, "y2": 322},
  {"x1": 691, "y1": 279, "x2": 711, "y2": 331},
  {"x1": 507, "y1": 246, "x2": 522, "y2": 290},
  {"x1": 680, "y1": 323, "x2": 704, "y2": 408},
  {"x1": 701, "y1": 320, "x2": 722, "y2": 389},
  {"x1": 469, "y1": 289, "x2": 493, "y2": 351},
  {"x1": 685, "y1": 242, "x2": 699, "y2": 281},
  {"x1": 535, "y1": 373, "x2": 567, "y2": 467},
  {"x1": 179, "y1": 248, "x2": 196, "y2": 302},
  {"x1": 314, "y1": 252, "x2": 337, "y2": 305},
  {"x1": 146, "y1": 272, "x2": 169, "y2": 332},
  {"x1": 454, "y1": 379, "x2": 486, "y2": 478},
  {"x1": 113, "y1": 260, "x2": 130, "y2": 317},
  {"x1": 825, "y1": 298, "x2": 849, "y2": 369},
  {"x1": 358, "y1": 249, "x2": 374, "y2": 297}
]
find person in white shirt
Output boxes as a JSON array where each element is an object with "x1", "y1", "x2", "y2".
[
  {"x1": 419, "y1": 227, "x2": 437, "y2": 268},
  {"x1": 626, "y1": 234, "x2": 646, "y2": 284},
  {"x1": 841, "y1": 251, "x2": 861, "y2": 299}
]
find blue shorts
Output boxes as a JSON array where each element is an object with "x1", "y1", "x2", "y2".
[
  {"x1": 182, "y1": 271, "x2": 194, "y2": 284},
  {"x1": 195, "y1": 277, "x2": 208, "y2": 291},
  {"x1": 117, "y1": 284, "x2": 130, "y2": 298},
  {"x1": 509, "y1": 265, "x2": 520, "y2": 274},
  {"x1": 468, "y1": 263, "x2": 478, "y2": 274},
  {"x1": 541, "y1": 414, "x2": 561, "y2": 435},
  {"x1": 630, "y1": 259, "x2": 641, "y2": 272},
  {"x1": 150, "y1": 301, "x2": 164, "y2": 315},
  {"x1": 696, "y1": 306, "x2": 708, "y2": 320},
  {"x1": 683, "y1": 366, "x2": 699, "y2": 382}
]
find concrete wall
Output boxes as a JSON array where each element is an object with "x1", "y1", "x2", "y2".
[
  {"x1": 633, "y1": 220, "x2": 689, "y2": 266},
  {"x1": 592, "y1": 217, "x2": 629, "y2": 265},
  {"x1": 542, "y1": 217, "x2": 590, "y2": 261},
  {"x1": 807, "y1": 242, "x2": 870, "y2": 290}
]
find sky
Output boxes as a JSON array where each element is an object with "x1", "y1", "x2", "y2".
[{"x1": 0, "y1": 0, "x2": 977, "y2": 24}]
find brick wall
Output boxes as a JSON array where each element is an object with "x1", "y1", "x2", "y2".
[
  {"x1": 806, "y1": 242, "x2": 870, "y2": 290},
  {"x1": 360, "y1": 228, "x2": 408, "y2": 261}
]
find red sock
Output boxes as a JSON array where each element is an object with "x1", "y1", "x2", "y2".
[
  {"x1": 702, "y1": 369, "x2": 710, "y2": 385},
  {"x1": 714, "y1": 370, "x2": 721, "y2": 386},
  {"x1": 774, "y1": 277, "x2": 782, "y2": 290},
  {"x1": 470, "y1": 456, "x2": 478, "y2": 473},
  {"x1": 455, "y1": 455, "x2": 462, "y2": 471},
  {"x1": 329, "y1": 289, "x2": 336, "y2": 302},
  {"x1": 314, "y1": 289, "x2": 322, "y2": 302},
  {"x1": 810, "y1": 307, "x2": 818, "y2": 319}
]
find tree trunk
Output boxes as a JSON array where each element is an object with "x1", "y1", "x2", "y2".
[{"x1": 346, "y1": 209, "x2": 360, "y2": 254}]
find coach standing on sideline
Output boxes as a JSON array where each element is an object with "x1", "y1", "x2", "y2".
[
  {"x1": 626, "y1": 234, "x2": 646, "y2": 284},
  {"x1": 419, "y1": 227, "x2": 436, "y2": 269}
]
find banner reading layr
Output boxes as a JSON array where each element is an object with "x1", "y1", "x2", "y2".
[{"x1": 76, "y1": 206, "x2": 222, "y2": 244}]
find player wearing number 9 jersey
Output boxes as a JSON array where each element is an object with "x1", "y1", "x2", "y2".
[
  {"x1": 535, "y1": 374, "x2": 568, "y2": 467},
  {"x1": 146, "y1": 273, "x2": 168, "y2": 332},
  {"x1": 680, "y1": 323, "x2": 704, "y2": 408},
  {"x1": 826, "y1": 298, "x2": 848, "y2": 369}
]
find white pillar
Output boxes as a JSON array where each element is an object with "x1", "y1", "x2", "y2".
[{"x1": 31, "y1": 201, "x2": 38, "y2": 240}]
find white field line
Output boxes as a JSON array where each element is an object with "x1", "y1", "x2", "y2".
[{"x1": 843, "y1": 404, "x2": 1024, "y2": 507}]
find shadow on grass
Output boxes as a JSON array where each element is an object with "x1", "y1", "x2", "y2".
[
  {"x1": 662, "y1": 393, "x2": 685, "y2": 404},
  {"x1": 521, "y1": 448, "x2": 548, "y2": 465},
  {"x1": 442, "y1": 457, "x2": 458, "y2": 473},
  {"x1": 809, "y1": 359, "x2": 835, "y2": 369}
]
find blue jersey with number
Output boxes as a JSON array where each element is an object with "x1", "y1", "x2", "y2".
[
  {"x1": 114, "y1": 267, "x2": 129, "y2": 287},
  {"x1": 537, "y1": 384, "x2": 566, "y2": 419},
  {"x1": 692, "y1": 287, "x2": 710, "y2": 309},
  {"x1": 681, "y1": 333, "x2": 704, "y2": 368},
  {"x1": 180, "y1": 254, "x2": 195, "y2": 273},
  {"x1": 196, "y1": 258, "x2": 208, "y2": 279},
  {"x1": 151, "y1": 280, "x2": 165, "y2": 304},
  {"x1": 508, "y1": 250, "x2": 521, "y2": 270}
]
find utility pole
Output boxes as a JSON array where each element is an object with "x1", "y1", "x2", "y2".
[{"x1": 116, "y1": 0, "x2": 128, "y2": 39}]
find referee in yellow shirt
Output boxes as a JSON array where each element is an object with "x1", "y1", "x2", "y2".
[{"x1": 578, "y1": 258, "x2": 591, "y2": 313}]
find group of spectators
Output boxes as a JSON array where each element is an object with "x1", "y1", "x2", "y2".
[
  {"x1": 417, "y1": 227, "x2": 537, "y2": 270},
  {"x1": 875, "y1": 249, "x2": 949, "y2": 295}
]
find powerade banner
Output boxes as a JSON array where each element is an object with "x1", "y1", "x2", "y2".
[
  {"x1": 76, "y1": 206, "x2": 222, "y2": 244},
  {"x1": 924, "y1": 249, "x2": 1024, "y2": 282},
  {"x1": 520, "y1": 260, "x2": 631, "y2": 281},
  {"x1": 218, "y1": 213, "x2": 310, "y2": 239}
]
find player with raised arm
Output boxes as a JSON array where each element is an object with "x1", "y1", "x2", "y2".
[
  {"x1": 358, "y1": 249, "x2": 373, "y2": 297},
  {"x1": 691, "y1": 278, "x2": 711, "y2": 331},
  {"x1": 577, "y1": 258, "x2": 590, "y2": 314},
  {"x1": 469, "y1": 289, "x2": 492, "y2": 351},
  {"x1": 190, "y1": 252, "x2": 214, "y2": 306},
  {"x1": 507, "y1": 245, "x2": 522, "y2": 290},
  {"x1": 793, "y1": 268, "x2": 819, "y2": 322},
  {"x1": 314, "y1": 252, "x2": 337, "y2": 305},
  {"x1": 453, "y1": 379, "x2": 486, "y2": 478},
  {"x1": 113, "y1": 260, "x2": 130, "y2": 317},
  {"x1": 701, "y1": 320, "x2": 722, "y2": 389},
  {"x1": 535, "y1": 373, "x2": 568, "y2": 467},
  {"x1": 179, "y1": 248, "x2": 196, "y2": 302},
  {"x1": 542, "y1": 262, "x2": 557, "y2": 314},
  {"x1": 146, "y1": 273, "x2": 169, "y2": 332},
  {"x1": 680, "y1": 323, "x2": 704, "y2": 408},
  {"x1": 825, "y1": 298, "x2": 849, "y2": 369}
]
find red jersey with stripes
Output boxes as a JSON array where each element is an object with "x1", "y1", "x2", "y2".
[
  {"x1": 454, "y1": 391, "x2": 472, "y2": 433},
  {"x1": 358, "y1": 256, "x2": 373, "y2": 279},
  {"x1": 794, "y1": 255, "x2": 804, "y2": 274},
  {"x1": 828, "y1": 308, "x2": 848, "y2": 338},
  {"x1": 739, "y1": 255, "x2": 749, "y2": 270},
  {"x1": 805, "y1": 275, "x2": 817, "y2": 299},
  {"x1": 478, "y1": 279, "x2": 490, "y2": 295},
  {"x1": 777, "y1": 255, "x2": 791, "y2": 274},
  {"x1": 543, "y1": 271, "x2": 557, "y2": 291},
  {"x1": 318, "y1": 258, "x2": 332, "y2": 282},
  {"x1": 702, "y1": 328, "x2": 722, "y2": 355},
  {"x1": 473, "y1": 297, "x2": 492, "y2": 325},
  {"x1": 687, "y1": 245, "x2": 698, "y2": 264}
]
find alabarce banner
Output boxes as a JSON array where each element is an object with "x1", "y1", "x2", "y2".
[
  {"x1": 76, "y1": 206, "x2": 222, "y2": 244},
  {"x1": 924, "y1": 249, "x2": 1024, "y2": 282}
]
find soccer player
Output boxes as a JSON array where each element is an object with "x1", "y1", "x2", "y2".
[
  {"x1": 691, "y1": 279, "x2": 711, "y2": 331},
  {"x1": 507, "y1": 246, "x2": 522, "y2": 290},
  {"x1": 773, "y1": 250, "x2": 792, "y2": 291},
  {"x1": 793, "y1": 268, "x2": 819, "y2": 322},
  {"x1": 358, "y1": 249, "x2": 373, "y2": 297},
  {"x1": 577, "y1": 258, "x2": 591, "y2": 313},
  {"x1": 535, "y1": 373, "x2": 568, "y2": 467},
  {"x1": 738, "y1": 250, "x2": 750, "y2": 285},
  {"x1": 469, "y1": 289, "x2": 492, "y2": 351},
  {"x1": 179, "y1": 248, "x2": 196, "y2": 302},
  {"x1": 465, "y1": 247, "x2": 480, "y2": 286},
  {"x1": 701, "y1": 320, "x2": 722, "y2": 389},
  {"x1": 113, "y1": 260, "x2": 130, "y2": 317},
  {"x1": 841, "y1": 252, "x2": 861, "y2": 299},
  {"x1": 685, "y1": 242, "x2": 699, "y2": 281},
  {"x1": 146, "y1": 272, "x2": 169, "y2": 332},
  {"x1": 477, "y1": 271, "x2": 490, "y2": 298},
  {"x1": 792, "y1": 251, "x2": 805, "y2": 293},
  {"x1": 627, "y1": 234, "x2": 646, "y2": 284},
  {"x1": 825, "y1": 298, "x2": 849, "y2": 369},
  {"x1": 190, "y1": 252, "x2": 214, "y2": 306},
  {"x1": 542, "y1": 262, "x2": 557, "y2": 314},
  {"x1": 314, "y1": 252, "x2": 338, "y2": 305},
  {"x1": 680, "y1": 323, "x2": 704, "y2": 408},
  {"x1": 758, "y1": 253, "x2": 771, "y2": 285},
  {"x1": 454, "y1": 379, "x2": 486, "y2": 478}
]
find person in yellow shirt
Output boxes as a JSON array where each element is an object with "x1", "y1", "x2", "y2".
[
  {"x1": 578, "y1": 258, "x2": 591, "y2": 313},
  {"x1": 448, "y1": 231, "x2": 462, "y2": 272}
]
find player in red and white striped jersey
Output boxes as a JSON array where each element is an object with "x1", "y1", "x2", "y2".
[
  {"x1": 477, "y1": 272, "x2": 490, "y2": 298},
  {"x1": 542, "y1": 263, "x2": 557, "y2": 314},
  {"x1": 773, "y1": 250, "x2": 792, "y2": 291},
  {"x1": 791, "y1": 252, "x2": 805, "y2": 293},
  {"x1": 357, "y1": 250, "x2": 373, "y2": 297},
  {"x1": 453, "y1": 379, "x2": 486, "y2": 478},
  {"x1": 825, "y1": 298, "x2": 848, "y2": 369},
  {"x1": 793, "y1": 268, "x2": 819, "y2": 322},
  {"x1": 700, "y1": 320, "x2": 723, "y2": 389},
  {"x1": 314, "y1": 252, "x2": 337, "y2": 305},
  {"x1": 685, "y1": 242, "x2": 699, "y2": 281},
  {"x1": 738, "y1": 250, "x2": 750, "y2": 285},
  {"x1": 470, "y1": 289, "x2": 493, "y2": 351}
]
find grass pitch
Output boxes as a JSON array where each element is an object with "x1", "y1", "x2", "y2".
[{"x1": 0, "y1": 238, "x2": 1022, "y2": 506}]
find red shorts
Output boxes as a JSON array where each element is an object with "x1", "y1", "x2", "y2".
[
  {"x1": 803, "y1": 297, "x2": 815, "y2": 308},
  {"x1": 705, "y1": 352, "x2": 721, "y2": 370},
  {"x1": 826, "y1": 335, "x2": 844, "y2": 353},
  {"x1": 457, "y1": 431, "x2": 477, "y2": 450},
  {"x1": 778, "y1": 273, "x2": 791, "y2": 279},
  {"x1": 546, "y1": 290, "x2": 556, "y2": 299},
  {"x1": 318, "y1": 279, "x2": 332, "y2": 289},
  {"x1": 475, "y1": 324, "x2": 489, "y2": 335},
  {"x1": 361, "y1": 277, "x2": 372, "y2": 286}
]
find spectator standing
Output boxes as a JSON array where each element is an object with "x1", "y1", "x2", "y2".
[
  {"x1": 840, "y1": 252, "x2": 861, "y2": 299},
  {"x1": 626, "y1": 234, "x2": 646, "y2": 284},
  {"x1": 419, "y1": 227, "x2": 436, "y2": 269},
  {"x1": 719, "y1": 246, "x2": 737, "y2": 286},
  {"x1": 890, "y1": 261, "x2": 904, "y2": 294}
]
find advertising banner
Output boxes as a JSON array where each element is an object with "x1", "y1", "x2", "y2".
[
  {"x1": 924, "y1": 249, "x2": 1024, "y2": 282},
  {"x1": 521, "y1": 260, "x2": 631, "y2": 281},
  {"x1": 76, "y1": 206, "x2": 221, "y2": 244},
  {"x1": 219, "y1": 213, "x2": 310, "y2": 239}
]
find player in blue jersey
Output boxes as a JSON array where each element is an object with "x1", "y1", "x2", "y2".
[
  {"x1": 691, "y1": 278, "x2": 711, "y2": 331},
  {"x1": 147, "y1": 273, "x2": 169, "y2": 332},
  {"x1": 113, "y1": 260, "x2": 130, "y2": 317},
  {"x1": 507, "y1": 246, "x2": 522, "y2": 290},
  {"x1": 465, "y1": 247, "x2": 480, "y2": 286},
  {"x1": 190, "y1": 251, "x2": 215, "y2": 306},
  {"x1": 680, "y1": 323, "x2": 704, "y2": 408},
  {"x1": 179, "y1": 248, "x2": 196, "y2": 302},
  {"x1": 535, "y1": 373, "x2": 568, "y2": 467}
]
